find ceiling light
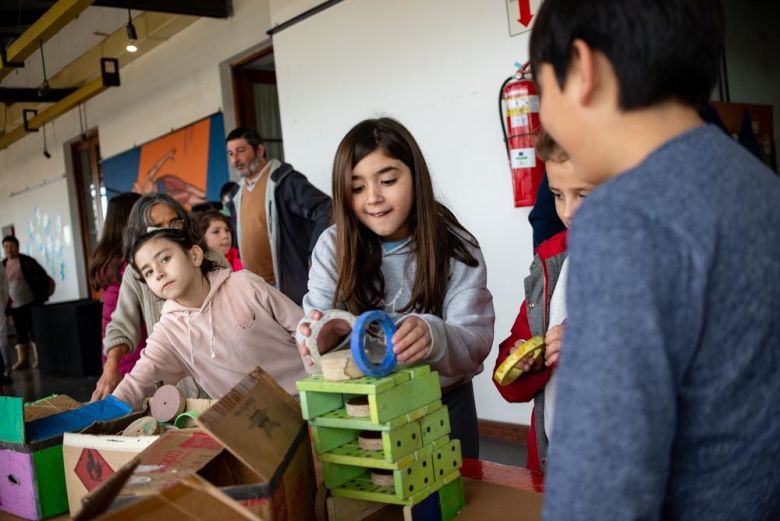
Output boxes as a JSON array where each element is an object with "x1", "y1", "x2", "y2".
[{"x1": 126, "y1": 8, "x2": 138, "y2": 53}]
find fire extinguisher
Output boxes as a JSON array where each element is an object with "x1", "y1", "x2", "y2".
[{"x1": 499, "y1": 62, "x2": 544, "y2": 208}]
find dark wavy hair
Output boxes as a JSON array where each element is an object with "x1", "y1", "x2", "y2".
[
  {"x1": 88, "y1": 192, "x2": 142, "y2": 290},
  {"x1": 331, "y1": 117, "x2": 479, "y2": 316},
  {"x1": 129, "y1": 228, "x2": 221, "y2": 282}
]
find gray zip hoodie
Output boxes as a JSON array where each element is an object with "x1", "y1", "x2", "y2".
[{"x1": 299, "y1": 225, "x2": 495, "y2": 389}]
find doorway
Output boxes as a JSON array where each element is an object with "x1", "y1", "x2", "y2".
[
  {"x1": 231, "y1": 47, "x2": 285, "y2": 161},
  {"x1": 71, "y1": 132, "x2": 105, "y2": 299}
]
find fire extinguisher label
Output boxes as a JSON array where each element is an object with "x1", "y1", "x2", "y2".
[{"x1": 510, "y1": 147, "x2": 536, "y2": 169}]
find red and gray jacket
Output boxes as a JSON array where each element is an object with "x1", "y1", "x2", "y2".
[{"x1": 493, "y1": 231, "x2": 567, "y2": 473}]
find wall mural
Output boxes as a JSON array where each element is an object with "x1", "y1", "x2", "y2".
[{"x1": 101, "y1": 112, "x2": 230, "y2": 209}]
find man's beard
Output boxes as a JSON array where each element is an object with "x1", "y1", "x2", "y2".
[{"x1": 236, "y1": 156, "x2": 262, "y2": 178}]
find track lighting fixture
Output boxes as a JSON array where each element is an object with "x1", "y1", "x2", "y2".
[{"x1": 126, "y1": 8, "x2": 138, "y2": 53}]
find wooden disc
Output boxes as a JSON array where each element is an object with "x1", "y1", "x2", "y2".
[
  {"x1": 358, "y1": 430, "x2": 383, "y2": 451},
  {"x1": 150, "y1": 384, "x2": 186, "y2": 422},
  {"x1": 122, "y1": 416, "x2": 161, "y2": 437},
  {"x1": 345, "y1": 396, "x2": 370, "y2": 418},
  {"x1": 370, "y1": 469, "x2": 394, "y2": 487},
  {"x1": 321, "y1": 350, "x2": 364, "y2": 381}
]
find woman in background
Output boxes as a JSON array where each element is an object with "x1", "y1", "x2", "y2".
[{"x1": 88, "y1": 192, "x2": 144, "y2": 376}]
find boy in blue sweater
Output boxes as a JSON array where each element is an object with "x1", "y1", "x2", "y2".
[{"x1": 529, "y1": 1, "x2": 780, "y2": 520}]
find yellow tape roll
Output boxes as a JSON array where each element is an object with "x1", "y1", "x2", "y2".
[{"x1": 493, "y1": 336, "x2": 545, "y2": 386}]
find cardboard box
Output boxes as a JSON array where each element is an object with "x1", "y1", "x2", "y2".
[
  {"x1": 62, "y1": 398, "x2": 216, "y2": 515},
  {"x1": 0, "y1": 395, "x2": 132, "y2": 520},
  {"x1": 77, "y1": 368, "x2": 317, "y2": 521}
]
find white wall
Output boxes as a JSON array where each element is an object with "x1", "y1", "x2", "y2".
[
  {"x1": 272, "y1": 0, "x2": 536, "y2": 424},
  {"x1": 0, "y1": 0, "x2": 275, "y2": 301}
]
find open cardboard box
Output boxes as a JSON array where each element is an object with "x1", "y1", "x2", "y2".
[
  {"x1": 76, "y1": 368, "x2": 317, "y2": 521},
  {"x1": 0, "y1": 395, "x2": 133, "y2": 520},
  {"x1": 63, "y1": 398, "x2": 217, "y2": 516}
]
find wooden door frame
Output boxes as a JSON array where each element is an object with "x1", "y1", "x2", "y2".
[{"x1": 71, "y1": 131, "x2": 102, "y2": 299}]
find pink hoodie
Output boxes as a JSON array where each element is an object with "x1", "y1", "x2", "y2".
[{"x1": 113, "y1": 268, "x2": 306, "y2": 410}]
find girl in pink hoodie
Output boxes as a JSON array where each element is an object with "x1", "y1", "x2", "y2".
[{"x1": 111, "y1": 228, "x2": 307, "y2": 410}]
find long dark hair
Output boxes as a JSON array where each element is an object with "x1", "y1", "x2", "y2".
[
  {"x1": 331, "y1": 118, "x2": 478, "y2": 316},
  {"x1": 89, "y1": 192, "x2": 142, "y2": 290}
]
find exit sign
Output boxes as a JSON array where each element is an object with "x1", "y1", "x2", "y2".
[{"x1": 506, "y1": 0, "x2": 545, "y2": 36}]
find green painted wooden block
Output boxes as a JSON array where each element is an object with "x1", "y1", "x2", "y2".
[
  {"x1": 319, "y1": 436, "x2": 432, "y2": 471},
  {"x1": 299, "y1": 389, "x2": 343, "y2": 420},
  {"x1": 432, "y1": 439, "x2": 462, "y2": 481},
  {"x1": 322, "y1": 460, "x2": 367, "y2": 489},
  {"x1": 371, "y1": 373, "x2": 441, "y2": 424},
  {"x1": 420, "y1": 405, "x2": 450, "y2": 446},
  {"x1": 331, "y1": 468, "x2": 460, "y2": 507},
  {"x1": 438, "y1": 475, "x2": 465, "y2": 521},
  {"x1": 395, "y1": 451, "x2": 435, "y2": 498},
  {"x1": 310, "y1": 401, "x2": 443, "y2": 432},
  {"x1": 309, "y1": 425, "x2": 358, "y2": 454},
  {"x1": 297, "y1": 366, "x2": 430, "y2": 395}
]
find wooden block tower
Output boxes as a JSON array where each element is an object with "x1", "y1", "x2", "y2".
[{"x1": 296, "y1": 365, "x2": 466, "y2": 520}]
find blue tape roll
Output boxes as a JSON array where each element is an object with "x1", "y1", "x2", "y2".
[{"x1": 350, "y1": 310, "x2": 398, "y2": 377}]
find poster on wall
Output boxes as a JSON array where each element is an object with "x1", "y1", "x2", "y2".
[{"x1": 101, "y1": 112, "x2": 230, "y2": 209}]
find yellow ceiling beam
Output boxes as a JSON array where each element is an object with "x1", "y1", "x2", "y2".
[
  {"x1": 0, "y1": 12, "x2": 197, "y2": 149},
  {"x1": 0, "y1": 0, "x2": 96, "y2": 82},
  {"x1": 0, "y1": 77, "x2": 109, "y2": 150}
]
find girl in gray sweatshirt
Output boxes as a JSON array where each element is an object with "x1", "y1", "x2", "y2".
[{"x1": 297, "y1": 118, "x2": 494, "y2": 458}]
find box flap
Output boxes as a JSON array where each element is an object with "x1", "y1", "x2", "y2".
[
  {"x1": 26, "y1": 396, "x2": 132, "y2": 443},
  {"x1": 196, "y1": 367, "x2": 303, "y2": 482},
  {"x1": 24, "y1": 395, "x2": 82, "y2": 422},
  {"x1": 88, "y1": 474, "x2": 258, "y2": 521},
  {"x1": 0, "y1": 395, "x2": 24, "y2": 443},
  {"x1": 111, "y1": 429, "x2": 225, "y2": 498}
]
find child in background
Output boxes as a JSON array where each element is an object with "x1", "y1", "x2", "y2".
[
  {"x1": 493, "y1": 132, "x2": 592, "y2": 473},
  {"x1": 296, "y1": 118, "x2": 494, "y2": 458},
  {"x1": 196, "y1": 210, "x2": 243, "y2": 271},
  {"x1": 91, "y1": 193, "x2": 230, "y2": 401},
  {"x1": 88, "y1": 192, "x2": 145, "y2": 376},
  {"x1": 112, "y1": 228, "x2": 307, "y2": 410}
]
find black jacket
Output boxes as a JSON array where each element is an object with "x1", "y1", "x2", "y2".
[
  {"x1": 235, "y1": 161, "x2": 332, "y2": 305},
  {"x1": 3, "y1": 253, "x2": 52, "y2": 306}
]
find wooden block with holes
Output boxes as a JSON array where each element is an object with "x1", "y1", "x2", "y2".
[{"x1": 296, "y1": 364, "x2": 466, "y2": 518}]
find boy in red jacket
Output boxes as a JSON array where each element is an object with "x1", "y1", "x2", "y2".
[{"x1": 493, "y1": 132, "x2": 593, "y2": 473}]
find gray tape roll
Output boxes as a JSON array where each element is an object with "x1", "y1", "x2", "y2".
[{"x1": 307, "y1": 310, "x2": 357, "y2": 367}]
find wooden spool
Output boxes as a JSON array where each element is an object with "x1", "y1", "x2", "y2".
[
  {"x1": 370, "y1": 469, "x2": 394, "y2": 487},
  {"x1": 150, "y1": 384, "x2": 187, "y2": 423},
  {"x1": 122, "y1": 416, "x2": 161, "y2": 437},
  {"x1": 357, "y1": 430, "x2": 383, "y2": 451},
  {"x1": 345, "y1": 396, "x2": 370, "y2": 418},
  {"x1": 307, "y1": 310, "x2": 356, "y2": 366},
  {"x1": 321, "y1": 349, "x2": 364, "y2": 381}
]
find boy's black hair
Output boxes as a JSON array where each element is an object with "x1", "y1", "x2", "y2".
[
  {"x1": 2, "y1": 235, "x2": 18, "y2": 246},
  {"x1": 129, "y1": 228, "x2": 221, "y2": 282},
  {"x1": 530, "y1": 0, "x2": 724, "y2": 110}
]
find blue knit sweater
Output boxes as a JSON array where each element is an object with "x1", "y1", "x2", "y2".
[{"x1": 544, "y1": 124, "x2": 780, "y2": 520}]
